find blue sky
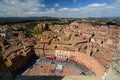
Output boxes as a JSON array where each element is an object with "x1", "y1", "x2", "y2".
[
  {"x1": 0, "y1": 0, "x2": 120, "y2": 18},
  {"x1": 43, "y1": 0, "x2": 114, "y2": 8}
]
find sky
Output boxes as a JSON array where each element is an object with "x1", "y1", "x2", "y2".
[{"x1": 0, "y1": 0, "x2": 120, "y2": 18}]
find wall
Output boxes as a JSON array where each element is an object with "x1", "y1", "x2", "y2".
[
  {"x1": 77, "y1": 52, "x2": 106, "y2": 75},
  {"x1": 105, "y1": 40, "x2": 120, "y2": 80},
  {"x1": 35, "y1": 48, "x2": 107, "y2": 76}
]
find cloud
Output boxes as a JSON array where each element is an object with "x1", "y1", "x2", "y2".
[
  {"x1": 0, "y1": 0, "x2": 45, "y2": 17},
  {"x1": 54, "y1": 3, "x2": 59, "y2": 7},
  {"x1": 58, "y1": 8, "x2": 69, "y2": 11},
  {"x1": 0, "y1": 0, "x2": 120, "y2": 17},
  {"x1": 37, "y1": 3, "x2": 45, "y2": 7},
  {"x1": 86, "y1": 3, "x2": 106, "y2": 8},
  {"x1": 41, "y1": 4, "x2": 45, "y2": 7},
  {"x1": 57, "y1": 1, "x2": 120, "y2": 18}
]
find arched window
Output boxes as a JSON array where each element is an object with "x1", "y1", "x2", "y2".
[
  {"x1": 84, "y1": 46, "x2": 87, "y2": 50},
  {"x1": 90, "y1": 51, "x2": 93, "y2": 56},
  {"x1": 96, "y1": 49, "x2": 99, "y2": 52},
  {"x1": 101, "y1": 41, "x2": 103, "y2": 44},
  {"x1": 55, "y1": 45, "x2": 57, "y2": 49}
]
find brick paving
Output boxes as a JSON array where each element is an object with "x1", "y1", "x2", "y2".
[{"x1": 23, "y1": 60, "x2": 84, "y2": 76}]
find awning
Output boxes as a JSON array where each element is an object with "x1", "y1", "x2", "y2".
[
  {"x1": 46, "y1": 56, "x2": 54, "y2": 60},
  {"x1": 56, "y1": 57, "x2": 67, "y2": 61},
  {"x1": 69, "y1": 59, "x2": 78, "y2": 64}
]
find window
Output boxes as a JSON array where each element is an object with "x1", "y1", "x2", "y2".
[
  {"x1": 55, "y1": 45, "x2": 57, "y2": 49},
  {"x1": 84, "y1": 46, "x2": 87, "y2": 50},
  {"x1": 78, "y1": 48, "x2": 81, "y2": 51},
  {"x1": 96, "y1": 49, "x2": 99, "y2": 52},
  {"x1": 101, "y1": 41, "x2": 103, "y2": 44},
  {"x1": 90, "y1": 51, "x2": 93, "y2": 56}
]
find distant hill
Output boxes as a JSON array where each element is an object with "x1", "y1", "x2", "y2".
[
  {"x1": 0, "y1": 16, "x2": 59, "y2": 20},
  {"x1": 0, "y1": 17, "x2": 59, "y2": 25},
  {"x1": 0, "y1": 16, "x2": 120, "y2": 25}
]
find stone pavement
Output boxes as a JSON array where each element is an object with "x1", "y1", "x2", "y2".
[{"x1": 15, "y1": 76, "x2": 102, "y2": 80}]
